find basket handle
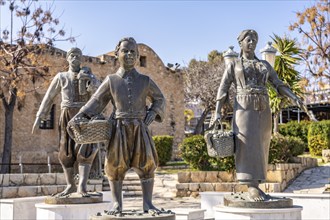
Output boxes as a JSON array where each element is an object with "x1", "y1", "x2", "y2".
[
  {"x1": 208, "y1": 119, "x2": 224, "y2": 133},
  {"x1": 67, "y1": 123, "x2": 75, "y2": 140},
  {"x1": 214, "y1": 119, "x2": 225, "y2": 132}
]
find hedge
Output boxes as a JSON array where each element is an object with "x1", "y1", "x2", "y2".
[
  {"x1": 153, "y1": 135, "x2": 173, "y2": 166},
  {"x1": 308, "y1": 120, "x2": 330, "y2": 156},
  {"x1": 269, "y1": 134, "x2": 306, "y2": 164},
  {"x1": 279, "y1": 120, "x2": 311, "y2": 143}
]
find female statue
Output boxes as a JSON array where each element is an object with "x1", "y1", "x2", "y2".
[{"x1": 214, "y1": 29, "x2": 303, "y2": 201}]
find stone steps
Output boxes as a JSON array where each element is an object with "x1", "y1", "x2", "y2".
[
  {"x1": 1, "y1": 183, "x2": 104, "y2": 199},
  {"x1": 1, "y1": 185, "x2": 66, "y2": 198},
  {"x1": 0, "y1": 173, "x2": 103, "y2": 199},
  {"x1": 102, "y1": 170, "x2": 142, "y2": 197},
  {"x1": 123, "y1": 180, "x2": 141, "y2": 185},
  {"x1": 124, "y1": 191, "x2": 143, "y2": 197},
  {"x1": 123, "y1": 185, "x2": 142, "y2": 191}
]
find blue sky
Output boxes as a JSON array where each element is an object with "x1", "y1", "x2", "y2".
[{"x1": 0, "y1": 0, "x2": 314, "y2": 66}]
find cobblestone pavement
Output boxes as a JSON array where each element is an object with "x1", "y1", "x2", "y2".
[{"x1": 284, "y1": 163, "x2": 330, "y2": 193}]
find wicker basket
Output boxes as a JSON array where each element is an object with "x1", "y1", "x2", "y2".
[
  {"x1": 67, "y1": 116, "x2": 112, "y2": 144},
  {"x1": 204, "y1": 121, "x2": 235, "y2": 158}
]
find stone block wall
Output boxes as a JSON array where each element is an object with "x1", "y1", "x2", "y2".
[
  {"x1": 0, "y1": 173, "x2": 103, "y2": 199},
  {"x1": 322, "y1": 149, "x2": 330, "y2": 163},
  {"x1": 176, "y1": 157, "x2": 318, "y2": 197}
]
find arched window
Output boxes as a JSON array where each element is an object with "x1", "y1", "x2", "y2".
[{"x1": 140, "y1": 56, "x2": 147, "y2": 67}]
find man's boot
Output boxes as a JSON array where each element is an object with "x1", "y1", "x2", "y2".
[
  {"x1": 140, "y1": 178, "x2": 160, "y2": 212},
  {"x1": 108, "y1": 180, "x2": 123, "y2": 214},
  {"x1": 77, "y1": 163, "x2": 91, "y2": 197}
]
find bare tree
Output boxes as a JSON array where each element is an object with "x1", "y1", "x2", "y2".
[
  {"x1": 183, "y1": 52, "x2": 230, "y2": 134},
  {"x1": 289, "y1": 0, "x2": 330, "y2": 79},
  {"x1": 0, "y1": 0, "x2": 75, "y2": 173}
]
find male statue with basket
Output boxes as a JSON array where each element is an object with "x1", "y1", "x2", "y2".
[
  {"x1": 72, "y1": 37, "x2": 166, "y2": 215},
  {"x1": 32, "y1": 48, "x2": 101, "y2": 199}
]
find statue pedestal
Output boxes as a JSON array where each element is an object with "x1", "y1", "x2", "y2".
[
  {"x1": 35, "y1": 202, "x2": 110, "y2": 220},
  {"x1": 0, "y1": 196, "x2": 46, "y2": 220},
  {"x1": 214, "y1": 205, "x2": 303, "y2": 220},
  {"x1": 224, "y1": 193, "x2": 293, "y2": 208},
  {"x1": 90, "y1": 211, "x2": 175, "y2": 220},
  {"x1": 45, "y1": 192, "x2": 103, "y2": 204},
  {"x1": 173, "y1": 208, "x2": 205, "y2": 220}
]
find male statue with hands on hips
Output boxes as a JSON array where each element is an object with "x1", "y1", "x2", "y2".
[{"x1": 74, "y1": 37, "x2": 166, "y2": 214}]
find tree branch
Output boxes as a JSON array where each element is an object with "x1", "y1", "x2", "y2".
[{"x1": 0, "y1": 90, "x2": 9, "y2": 111}]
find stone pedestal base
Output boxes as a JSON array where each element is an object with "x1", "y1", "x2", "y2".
[
  {"x1": 172, "y1": 208, "x2": 205, "y2": 220},
  {"x1": 0, "y1": 196, "x2": 46, "y2": 220},
  {"x1": 90, "y1": 211, "x2": 175, "y2": 220},
  {"x1": 214, "y1": 205, "x2": 302, "y2": 220},
  {"x1": 224, "y1": 193, "x2": 293, "y2": 208},
  {"x1": 45, "y1": 192, "x2": 103, "y2": 204},
  {"x1": 35, "y1": 202, "x2": 111, "y2": 220}
]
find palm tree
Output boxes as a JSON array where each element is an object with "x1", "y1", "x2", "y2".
[{"x1": 268, "y1": 34, "x2": 304, "y2": 133}]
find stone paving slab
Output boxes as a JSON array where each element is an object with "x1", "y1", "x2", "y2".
[
  {"x1": 118, "y1": 172, "x2": 201, "y2": 210},
  {"x1": 121, "y1": 197, "x2": 201, "y2": 211},
  {"x1": 284, "y1": 163, "x2": 330, "y2": 193}
]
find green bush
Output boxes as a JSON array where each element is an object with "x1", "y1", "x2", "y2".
[
  {"x1": 269, "y1": 134, "x2": 307, "y2": 164},
  {"x1": 153, "y1": 135, "x2": 173, "y2": 166},
  {"x1": 308, "y1": 120, "x2": 330, "y2": 156},
  {"x1": 279, "y1": 120, "x2": 311, "y2": 143},
  {"x1": 179, "y1": 135, "x2": 234, "y2": 171}
]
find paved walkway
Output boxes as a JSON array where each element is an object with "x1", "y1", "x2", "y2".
[
  {"x1": 120, "y1": 163, "x2": 330, "y2": 211},
  {"x1": 284, "y1": 163, "x2": 330, "y2": 194},
  {"x1": 121, "y1": 172, "x2": 201, "y2": 211}
]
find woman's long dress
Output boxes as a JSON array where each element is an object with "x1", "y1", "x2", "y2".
[{"x1": 216, "y1": 58, "x2": 285, "y2": 183}]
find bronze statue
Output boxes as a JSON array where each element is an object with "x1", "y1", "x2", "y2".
[
  {"x1": 75, "y1": 37, "x2": 166, "y2": 214},
  {"x1": 32, "y1": 48, "x2": 100, "y2": 198},
  {"x1": 214, "y1": 30, "x2": 304, "y2": 202}
]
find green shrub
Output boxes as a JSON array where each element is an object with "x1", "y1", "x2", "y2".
[
  {"x1": 210, "y1": 156, "x2": 235, "y2": 172},
  {"x1": 308, "y1": 120, "x2": 330, "y2": 156},
  {"x1": 179, "y1": 135, "x2": 235, "y2": 171},
  {"x1": 153, "y1": 135, "x2": 173, "y2": 166},
  {"x1": 279, "y1": 120, "x2": 311, "y2": 143},
  {"x1": 269, "y1": 134, "x2": 306, "y2": 164}
]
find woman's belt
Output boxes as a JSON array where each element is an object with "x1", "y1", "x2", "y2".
[{"x1": 236, "y1": 87, "x2": 268, "y2": 96}]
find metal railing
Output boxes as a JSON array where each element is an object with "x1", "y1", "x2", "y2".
[{"x1": 0, "y1": 162, "x2": 62, "y2": 174}]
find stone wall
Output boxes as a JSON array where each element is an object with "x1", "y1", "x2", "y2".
[
  {"x1": 0, "y1": 173, "x2": 103, "y2": 198},
  {"x1": 0, "y1": 43, "x2": 184, "y2": 172},
  {"x1": 176, "y1": 157, "x2": 318, "y2": 197}
]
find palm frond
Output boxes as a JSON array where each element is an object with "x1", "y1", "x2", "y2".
[{"x1": 269, "y1": 34, "x2": 304, "y2": 114}]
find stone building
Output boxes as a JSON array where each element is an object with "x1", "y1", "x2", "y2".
[{"x1": 0, "y1": 43, "x2": 184, "y2": 173}]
